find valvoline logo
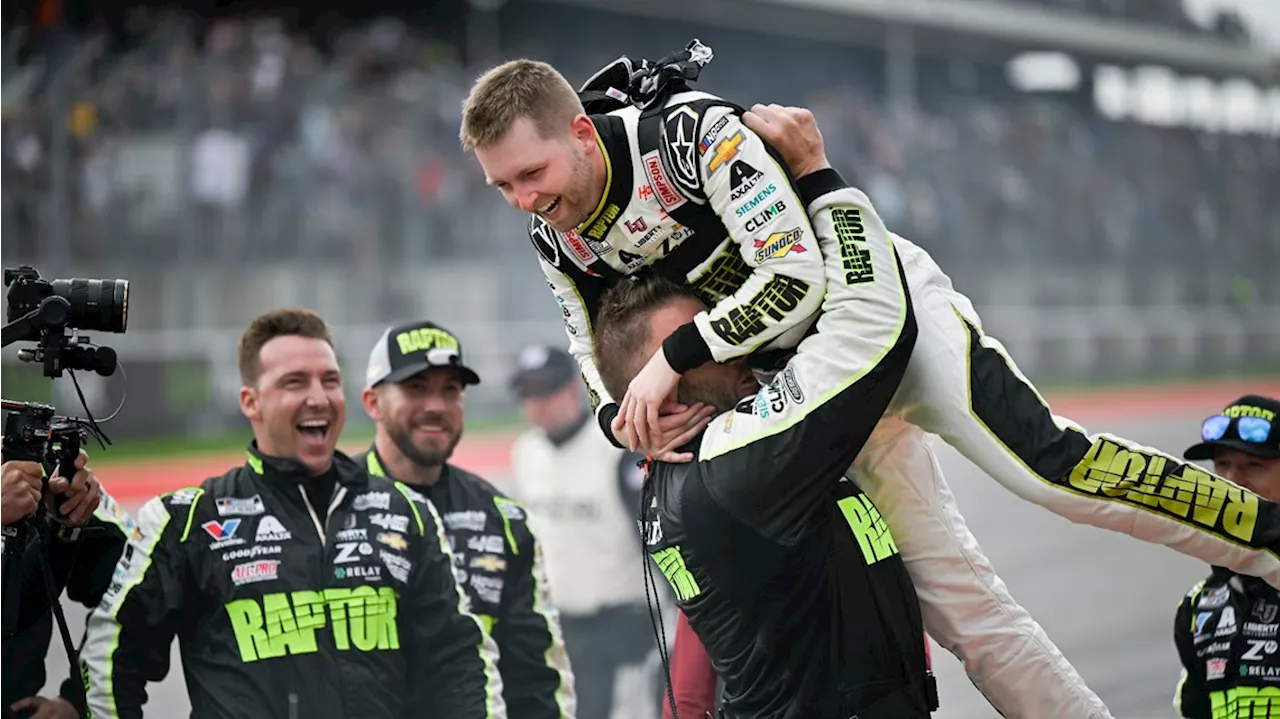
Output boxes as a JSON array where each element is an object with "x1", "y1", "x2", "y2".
[{"x1": 202, "y1": 518, "x2": 241, "y2": 541}]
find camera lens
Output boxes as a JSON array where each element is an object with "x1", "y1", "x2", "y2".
[{"x1": 51, "y1": 278, "x2": 129, "y2": 333}]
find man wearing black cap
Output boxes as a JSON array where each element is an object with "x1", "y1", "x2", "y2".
[
  {"x1": 357, "y1": 321, "x2": 577, "y2": 718},
  {"x1": 508, "y1": 344, "x2": 658, "y2": 719},
  {"x1": 1173, "y1": 394, "x2": 1280, "y2": 719}
]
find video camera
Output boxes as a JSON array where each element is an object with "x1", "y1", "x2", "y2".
[{"x1": 1, "y1": 266, "x2": 130, "y2": 662}]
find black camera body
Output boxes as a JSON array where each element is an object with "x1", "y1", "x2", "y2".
[
  {"x1": 0, "y1": 400, "x2": 83, "y2": 475},
  {"x1": 4, "y1": 265, "x2": 129, "y2": 335},
  {"x1": 2, "y1": 265, "x2": 128, "y2": 378}
]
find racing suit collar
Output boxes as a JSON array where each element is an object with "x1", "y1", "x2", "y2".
[
  {"x1": 574, "y1": 115, "x2": 632, "y2": 237},
  {"x1": 365, "y1": 444, "x2": 453, "y2": 490},
  {"x1": 244, "y1": 441, "x2": 366, "y2": 489}
]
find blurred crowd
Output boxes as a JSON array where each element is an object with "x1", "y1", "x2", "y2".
[
  {"x1": 1, "y1": 3, "x2": 1275, "y2": 307},
  {"x1": 1001, "y1": 0, "x2": 1255, "y2": 44}
]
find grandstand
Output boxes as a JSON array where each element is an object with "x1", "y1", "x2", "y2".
[{"x1": 2, "y1": 0, "x2": 1276, "y2": 442}]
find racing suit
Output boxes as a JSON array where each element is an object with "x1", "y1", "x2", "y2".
[
  {"x1": 80, "y1": 444, "x2": 506, "y2": 719},
  {"x1": 1174, "y1": 568, "x2": 1280, "y2": 718},
  {"x1": 641, "y1": 182, "x2": 934, "y2": 718},
  {"x1": 530, "y1": 61, "x2": 1280, "y2": 714},
  {"x1": 357, "y1": 448, "x2": 576, "y2": 719}
]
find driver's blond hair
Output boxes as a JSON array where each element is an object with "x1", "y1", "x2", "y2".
[{"x1": 460, "y1": 60, "x2": 585, "y2": 151}]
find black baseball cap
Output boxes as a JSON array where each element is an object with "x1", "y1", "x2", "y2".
[
  {"x1": 1183, "y1": 394, "x2": 1280, "y2": 460},
  {"x1": 509, "y1": 344, "x2": 578, "y2": 399},
  {"x1": 365, "y1": 321, "x2": 481, "y2": 390}
]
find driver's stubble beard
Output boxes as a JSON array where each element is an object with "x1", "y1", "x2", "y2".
[{"x1": 386, "y1": 416, "x2": 462, "y2": 471}]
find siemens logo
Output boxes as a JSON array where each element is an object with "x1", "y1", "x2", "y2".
[{"x1": 734, "y1": 184, "x2": 777, "y2": 218}]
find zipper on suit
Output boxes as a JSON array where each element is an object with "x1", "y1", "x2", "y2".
[
  {"x1": 298, "y1": 485, "x2": 348, "y2": 546},
  {"x1": 299, "y1": 484, "x2": 351, "y2": 717}
]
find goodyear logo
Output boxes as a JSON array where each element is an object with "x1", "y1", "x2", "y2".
[
  {"x1": 753, "y1": 228, "x2": 806, "y2": 263},
  {"x1": 396, "y1": 328, "x2": 458, "y2": 357}
]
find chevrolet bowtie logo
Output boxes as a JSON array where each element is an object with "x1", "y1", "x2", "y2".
[{"x1": 708, "y1": 131, "x2": 743, "y2": 175}]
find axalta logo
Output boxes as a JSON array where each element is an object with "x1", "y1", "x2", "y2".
[
  {"x1": 753, "y1": 229, "x2": 806, "y2": 263},
  {"x1": 642, "y1": 151, "x2": 686, "y2": 211},
  {"x1": 225, "y1": 585, "x2": 399, "y2": 663}
]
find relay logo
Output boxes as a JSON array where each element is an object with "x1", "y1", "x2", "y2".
[{"x1": 203, "y1": 519, "x2": 241, "y2": 541}]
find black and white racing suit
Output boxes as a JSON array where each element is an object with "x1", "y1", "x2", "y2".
[{"x1": 526, "y1": 75, "x2": 1280, "y2": 715}]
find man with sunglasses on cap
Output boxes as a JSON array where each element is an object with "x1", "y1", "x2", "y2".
[
  {"x1": 356, "y1": 321, "x2": 576, "y2": 718},
  {"x1": 1173, "y1": 394, "x2": 1280, "y2": 719}
]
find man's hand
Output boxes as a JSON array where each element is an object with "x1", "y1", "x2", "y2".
[
  {"x1": 613, "y1": 401, "x2": 717, "y2": 463},
  {"x1": 742, "y1": 104, "x2": 831, "y2": 180},
  {"x1": 9, "y1": 696, "x2": 80, "y2": 719},
  {"x1": 619, "y1": 349, "x2": 682, "y2": 452},
  {"x1": 2, "y1": 460, "x2": 43, "y2": 526},
  {"x1": 47, "y1": 449, "x2": 100, "y2": 527}
]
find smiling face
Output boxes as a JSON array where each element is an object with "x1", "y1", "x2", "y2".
[
  {"x1": 364, "y1": 367, "x2": 465, "y2": 469},
  {"x1": 239, "y1": 335, "x2": 346, "y2": 475},
  {"x1": 474, "y1": 115, "x2": 604, "y2": 233}
]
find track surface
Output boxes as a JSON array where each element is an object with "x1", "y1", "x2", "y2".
[{"x1": 35, "y1": 380, "x2": 1280, "y2": 717}]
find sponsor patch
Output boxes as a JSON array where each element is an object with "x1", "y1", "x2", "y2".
[
  {"x1": 371, "y1": 513, "x2": 410, "y2": 533},
  {"x1": 222, "y1": 544, "x2": 283, "y2": 562},
  {"x1": 643, "y1": 151, "x2": 687, "y2": 212},
  {"x1": 255, "y1": 515, "x2": 291, "y2": 542},
  {"x1": 470, "y1": 554, "x2": 507, "y2": 573},
  {"x1": 707, "y1": 131, "x2": 743, "y2": 175},
  {"x1": 782, "y1": 367, "x2": 804, "y2": 403},
  {"x1": 1206, "y1": 657, "x2": 1227, "y2": 680},
  {"x1": 468, "y1": 535, "x2": 506, "y2": 555},
  {"x1": 353, "y1": 492, "x2": 391, "y2": 512},
  {"x1": 377, "y1": 532, "x2": 408, "y2": 551},
  {"x1": 203, "y1": 519, "x2": 241, "y2": 542},
  {"x1": 728, "y1": 162, "x2": 764, "y2": 202},
  {"x1": 444, "y1": 510, "x2": 487, "y2": 533},
  {"x1": 231, "y1": 560, "x2": 279, "y2": 586},
  {"x1": 753, "y1": 228, "x2": 806, "y2": 263},
  {"x1": 1198, "y1": 585, "x2": 1231, "y2": 608},
  {"x1": 381, "y1": 551, "x2": 412, "y2": 583},
  {"x1": 216, "y1": 495, "x2": 265, "y2": 517},
  {"x1": 166, "y1": 488, "x2": 201, "y2": 506},
  {"x1": 698, "y1": 115, "x2": 731, "y2": 154},
  {"x1": 563, "y1": 230, "x2": 596, "y2": 264}
]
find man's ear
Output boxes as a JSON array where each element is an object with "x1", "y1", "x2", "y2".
[
  {"x1": 570, "y1": 114, "x2": 596, "y2": 149},
  {"x1": 361, "y1": 387, "x2": 381, "y2": 423},
  {"x1": 239, "y1": 385, "x2": 260, "y2": 422}
]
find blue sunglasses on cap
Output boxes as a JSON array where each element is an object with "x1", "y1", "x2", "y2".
[{"x1": 1201, "y1": 415, "x2": 1273, "y2": 445}]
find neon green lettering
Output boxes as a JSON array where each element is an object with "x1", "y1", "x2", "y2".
[
  {"x1": 225, "y1": 599, "x2": 268, "y2": 662},
  {"x1": 652, "y1": 547, "x2": 701, "y2": 601},
  {"x1": 838, "y1": 495, "x2": 898, "y2": 565},
  {"x1": 377, "y1": 586, "x2": 400, "y2": 650},
  {"x1": 291, "y1": 590, "x2": 328, "y2": 644},
  {"x1": 325, "y1": 588, "x2": 352, "y2": 650},
  {"x1": 348, "y1": 585, "x2": 378, "y2": 652}
]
